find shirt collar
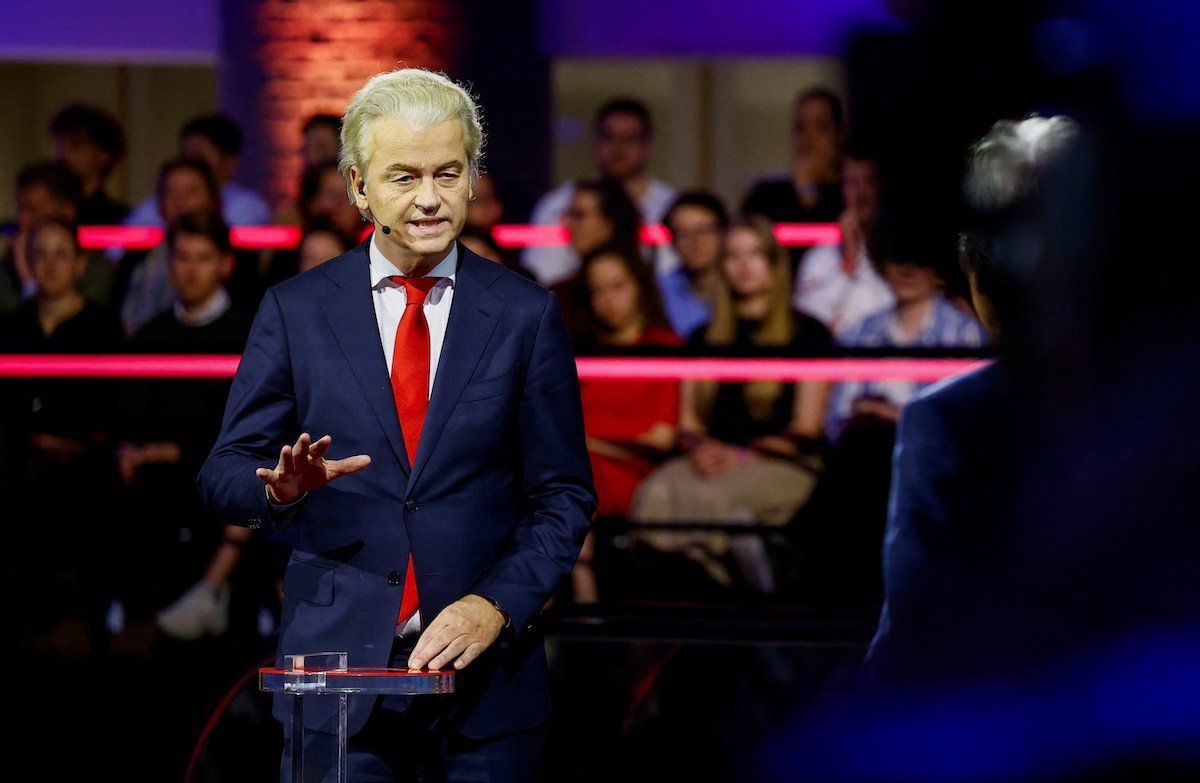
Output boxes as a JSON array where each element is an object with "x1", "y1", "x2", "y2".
[
  {"x1": 369, "y1": 232, "x2": 459, "y2": 289},
  {"x1": 174, "y1": 286, "x2": 231, "y2": 327}
]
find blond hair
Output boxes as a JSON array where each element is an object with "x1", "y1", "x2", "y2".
[
  {"x1": 338, "y1": 68, "x2": 485, "y2": 213},
  {"x1": 695, "y1": 218, "x2": 796, "y2": 422}
]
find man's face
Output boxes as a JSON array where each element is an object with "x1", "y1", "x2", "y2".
[
  {"x1": 160, "y1": 169, "x2": 217, "y2": 224},
  {"x1": 842, "y1": 158, "x2": 880, "y2": 221},
  {"x1": 792, "y1": 97, "x2": 840, "y2": 162},
  {"x1": 668, "y1": 204, "x2": 723, "y2": 273},
  {"x1": 594, "y1": 112, "x2": 651, "y2": 182},
  {"x1": 170, "y1": 233, "x2": 232, "y2": 306},
  {"x1": 303, "y1": 125, "x2": 341, "y2": 167},
  {"x1": 16, "y1": 184, "x2": 74, "y2": 234},
  {"x1": 351, "y1": 118, "x2": 471, "y2": 268}
]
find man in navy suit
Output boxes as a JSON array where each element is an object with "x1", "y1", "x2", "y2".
[{"x1": 197, "y1": 68, "x2": 596, "y2": 781}]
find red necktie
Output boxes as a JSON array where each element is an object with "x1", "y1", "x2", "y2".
[{"x1": 389, "y1": 275, "x2": 443, "y2": 627}]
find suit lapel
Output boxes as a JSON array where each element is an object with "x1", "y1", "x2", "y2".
[
  {"x1": 318, "y1": 241, "x2": 411, "y2": 476},
  {"x1": 408, "y1": 245, "x2": 504, "y2": 489}
]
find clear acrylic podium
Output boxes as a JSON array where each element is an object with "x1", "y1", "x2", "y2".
[{"x1": 260, "y1": 652, "x2": 455, "y2": 782}]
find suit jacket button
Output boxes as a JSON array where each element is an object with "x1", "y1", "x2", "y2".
[
  {"x1": 405, "y1": 500, "x2": 419, "y2": 513},
  {"x1": 526, "y1": 623, "x2": 537, "y2": 633},
  {"x1": 387, "y1": 571, "x2": 402, "y2": 586}
]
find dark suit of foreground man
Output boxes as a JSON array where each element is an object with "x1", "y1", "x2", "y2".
[{"x1": 197, "y1": 68, "x2": 595, "y2": 781}]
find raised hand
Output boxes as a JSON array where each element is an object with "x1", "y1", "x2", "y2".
[{"x1": 254, "y1": 432, "x2": 371, "y2": 504}]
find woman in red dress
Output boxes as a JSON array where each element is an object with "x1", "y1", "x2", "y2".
[{"x1": 567, "y1": 243, "x2": 681, "y2": 601}]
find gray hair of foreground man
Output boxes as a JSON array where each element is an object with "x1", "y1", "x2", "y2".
[
  {"x1": 337, "y1": 68, "x2": 485, "y2": 211},
  {"x1": 960, "y1": 114, "x2": 1083, "y2": 340}
]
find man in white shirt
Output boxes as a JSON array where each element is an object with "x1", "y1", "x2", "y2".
[
  {"x1": 522, "y1": 98, "x2": 676, "y2": 286},
  {"x1": 793, "y1": 151, "x2": 893, "y2": 333}
]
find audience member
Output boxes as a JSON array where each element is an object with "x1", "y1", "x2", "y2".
[
  {"x1": 458, "y1": 225, "x2": 533, "y2": 279},
  {"x1": 113, "y1": 157, "x2": 222, "y2": 336},
  {"x1": 523, "y1": 98, "x2": 676, "y2": 286},
  {"x1": 301, "y1": 113, "x2": 342, "y2": 169},
  {"x1": 630, "y1": 218, "x2": 831, "y2": 595},
  {"x1": 297, "y1": 158, "x2": 365, "y2": 238},
  {"x1": 274, "y1": 115, "x2": 348, "y2": 226},
  {"x1": 465, "y1": 171, "x2": 504, "y2": 233},
  {"x1": 571, "y1": 244, "x2": 681, "y2": 602},
  {"x1": 792, "y1": 147, "x2": 894, "y2": 333},
  {"x1": 297, "y1": 221, "x2": 355, "y2": 274},
  {"x1": 112, "y1": 212, "x2": 254, "y2": 640},
  {"x1": 742, "y1": 87, "x2": 846, "y2": 226},
  {"x1": 657, "y1": 191, "x2": 727, "y2": 339},
  {"x1": 124, "y1": 114, "x2": 271, "y2": 227},
  {"x1": 823, "y1": 211, "x2": 989, "y2": 442},
  {"x1": 49, "y1": 103, "x2": 129, "y2": 225},
  {"x1": 0, "y1": 219, "x2": 123, "y2": 639}
]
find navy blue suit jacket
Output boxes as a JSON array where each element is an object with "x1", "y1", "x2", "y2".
[
  {"x1": 863, "y1": 361, "x2": 1026, "y2": 684},
  {"x1": 196, "y1": 238, "x2": 596, "y2": 738}
]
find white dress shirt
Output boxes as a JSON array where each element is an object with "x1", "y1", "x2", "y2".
[
  {"x1": 792, "y1": 243, "x2": 895, "y2": 334},
  {"x1": 268, "y1": 234, "x2": 459, "y2": 636}
]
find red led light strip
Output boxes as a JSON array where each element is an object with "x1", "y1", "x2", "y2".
[
  {"x1": 0, "y1": 355, "x2": 985, "y2": 382},
  {"x1": 76, "y1": 222, "x2": 841, "y2": 251}
]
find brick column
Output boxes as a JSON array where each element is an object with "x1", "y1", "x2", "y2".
[{"x1": 221, "y1": 0, "x2": 464, "y2": 209}]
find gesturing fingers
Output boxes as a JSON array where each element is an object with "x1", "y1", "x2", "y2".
[
  {"x1": 279, "y1": 441, "x2": 295, "y2": 475},
  {"x1": 326, "y1": 454, "x2": 371, "y2": 478},
  {"x1": 291, "y1": 431, "x2": 312, "y2": 463},
  {"x1": 307, "y1": 434, "x2": 333, "y2": 461}
]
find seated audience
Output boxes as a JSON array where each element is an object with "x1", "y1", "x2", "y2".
[
  {"x1": 112, "y1": 212, "x2": 255, "y2": 640},
  {"x1": 523, "y1": 98, "x2": 676, "y2": 286},
  {"x1": 657, "y1": 191, "x2": 727, "y2": 339},
  {"x1": 792, "y1": 147, "x2": 894, "y2": 333},
  {"x1": 741, "y1": 87, "x2": 845, "y2": 227},
  {"x1": 630, "y1": 218, "x2": 831, "y2": 594},
  {"x1": 124, "y1": 113, "x2": 271, "y2": 227},
  {"x1": 49, "y1": 103, "x2": 129, "y2": 226},
  {"x1": 114, "y1": 157, "x2": 221, "y2": 336}
]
